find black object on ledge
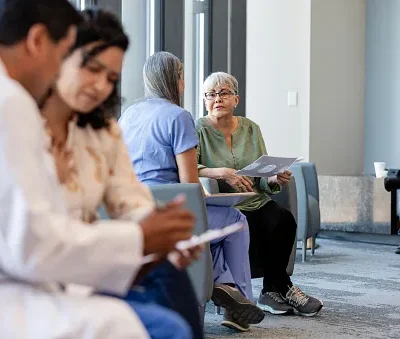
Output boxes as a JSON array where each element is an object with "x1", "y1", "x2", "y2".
[
  {"x1": 384, "y1": 169, "x2": 400, "y2": 254},
  {"x1": 384, "y1": 169, "x2": 400, "y2": 235}
]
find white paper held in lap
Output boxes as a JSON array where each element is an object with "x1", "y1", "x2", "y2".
[
  {"x1": 235, "y1": 155, "x2": 301, "y2": 177},
  {"x1": 205, "y1": 192, "x2": 257, "y2": 207}
]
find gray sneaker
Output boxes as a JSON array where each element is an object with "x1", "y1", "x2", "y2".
[
  {"x1": 282, "y1": 285, "x2": 323, "y2": 317},
  {"x1": 212, "y1": 284, "x2": 265, "y2": 324},
  {"x1": 221, "y1": 310, "x2": 250, "y2": 332},
  {"x1": 257, "y1": 291, "x2": 294, "y2": 315}
]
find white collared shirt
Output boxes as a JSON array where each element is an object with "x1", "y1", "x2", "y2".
[{"x1": 0, "y1": 59, "x2": 148, "y2": 295}]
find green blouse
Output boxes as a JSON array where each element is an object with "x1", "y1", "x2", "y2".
[{"x1": 195, "y1": 116, "x2": 280, "y2": 212}]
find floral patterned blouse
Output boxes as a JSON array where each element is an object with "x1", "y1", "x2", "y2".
[{"x1": 50, "y1": 117, "x2": 155, "y2": 224}]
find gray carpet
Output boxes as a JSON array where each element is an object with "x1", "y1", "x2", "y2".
[{"x1": 204, "y1": 239, "x2": 400, "y2": 338}]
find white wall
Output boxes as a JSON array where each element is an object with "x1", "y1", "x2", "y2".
[
  {"x1": 246, "y1": 0, "x2": 311, "y2": 160},
  {"x1": 310, "y1": 0, "x2": 366, "y2": 175},
  {"x1": 247, "y1": 0, "x2": 366, "y2": 175},
  {"x1": 364, "y1": 0, "x2": 400, "y2": 174},
  {"x1": 121, "y1": 0, "x2": 147, "y2": 113}
]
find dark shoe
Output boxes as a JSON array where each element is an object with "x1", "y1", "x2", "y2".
[
  {"x1": 221, "y1": 310, "x2": 250, "y2": 332},
  {"x1": 281, "y1": 285, "x2": 323, "y2": 317},
  {"x1": 395, "y1": 246, "x2": 400, "y2": 254},
  {"x1": 212, "y1": 284, "x2": 264, "y2": 324},
  {"x1": 257, "y1": 291, "x2": 294, "y2": 315}
]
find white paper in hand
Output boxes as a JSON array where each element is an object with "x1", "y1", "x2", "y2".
[
  {"x1": 140, "y1": 222, "x2": 245, "y2": 265},
  {"x1": 175, "y1": 222, "x2": 245, "y2": 251},
  {"x1": 235, "y1": 155, "x2": 298, "y2": 177}
]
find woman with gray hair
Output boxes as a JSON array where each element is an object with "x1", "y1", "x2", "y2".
[
  {"x1": 119, "y1": 52, "x2": 265, "y2": 332},
  {"x1": 196, "y1": 71, "x2": 323, "y2": 317}
]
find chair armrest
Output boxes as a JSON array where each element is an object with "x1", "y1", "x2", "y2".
[
  {"x1": 149, "y1": 183, "x2": 214, "y2": 304},
  {"x1": 199, "y1": 177, "x2": 220, "y2": 194},
  {"x1": 301, "y1": 162, "x2": 319, "y2": 202},
  {"x1": 291, "y1": 164, "x2": 309, "y2": 241}
]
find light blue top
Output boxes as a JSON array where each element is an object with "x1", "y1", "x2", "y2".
[{"x1": 119, "y1": 98, "x2": 199, "y2": 185}]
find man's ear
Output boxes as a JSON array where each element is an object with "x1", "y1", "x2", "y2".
[{"x1": 25, "y1": 23, "x2": 49, "y2": 58}]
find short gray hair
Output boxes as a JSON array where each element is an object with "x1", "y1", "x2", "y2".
[
  {"x1": 203, "y1": 72, "x2": 239, "y2": 95},
  {"x1": 143, "y1": 51, "x2": 183, "y2": 106}
]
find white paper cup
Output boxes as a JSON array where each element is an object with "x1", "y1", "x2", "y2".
[{"x1": 374, "y1": 162, "x2": 386, "y2": 178}]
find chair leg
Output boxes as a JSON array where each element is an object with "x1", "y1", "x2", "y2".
[
  {"x1": 199, "y1": 304, "x2": 205, "y2": 329},
  {"x1": 214, "y1": 305, "x2": 221, "y2": 315},
  {"x1": 302, "y1": 241, "x2": 307, "y2": 262},
  {"x1": 311, "y1": 237, "x2": 316, "y2": 256}
]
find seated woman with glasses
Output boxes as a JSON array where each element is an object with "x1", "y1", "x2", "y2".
[
  {"x1": 119, "y1": 52, "x2": 265, "y2": 332},
  {"x1": 196, "y1": 72, "x2": 324, "y2": 317}
]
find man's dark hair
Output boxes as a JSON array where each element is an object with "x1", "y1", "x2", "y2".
[{"x1": 0, "y1": 0, "x2": 82, "y2": 45}]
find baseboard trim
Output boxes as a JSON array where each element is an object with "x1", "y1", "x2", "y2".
[{"x1": 318, "y1": 230, "x2": 399, "y2": 246}]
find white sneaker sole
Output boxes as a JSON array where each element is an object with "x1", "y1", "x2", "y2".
[
  {"x1": 221, "y1": 320, "x2": 250, "y2": 332},
  {"x1": 256, "y1": 302, "x2": 292, "y2": 315}
]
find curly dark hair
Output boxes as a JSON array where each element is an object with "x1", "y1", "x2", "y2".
[{"x1": 73, "y1": 8, "x2": 129, "y2": 130}]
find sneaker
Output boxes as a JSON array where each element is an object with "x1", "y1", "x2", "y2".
[
  {"x1": 212, "y1": 284, "x2": 265, "y2": 324},
  {"x1": 281, "y1": 285, "x2": 323, "y2": 317},
  {"x1": 221, "y1": 310, "x2": 250, "y2": 332},
  {"x1": 257, "y1": 291, "x2": 294, "y2": 315}
]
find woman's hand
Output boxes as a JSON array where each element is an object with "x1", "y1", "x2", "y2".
[
  {"x1": 268, "y1": 170, "x2": 292, "y2": 187},
  {"x1": 220, "y1": 168, "x2": 254, "y2": 192},
  {"x1": 168, "y1": 245, "x2": 205, "y2": 270}
]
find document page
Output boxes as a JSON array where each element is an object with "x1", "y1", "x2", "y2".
[{"x1": 235, "y1": 155, "x2": 300, "y2": 177}]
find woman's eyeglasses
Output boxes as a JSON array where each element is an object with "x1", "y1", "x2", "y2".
[{"x1": 204, "y1": 90, "x2": 235, "y2": 100}]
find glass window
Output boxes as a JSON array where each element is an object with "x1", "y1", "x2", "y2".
[
  {"x1": 184, "y1": 0, "x2": 210, "y2": 118},
  {"x1": 144, "y1": 0, "x2": 211, "y2": 118},
  {"x1": 87, "y1": 0, "x2": 213, "y2": 119},
  {"x1": 69, "y1": 0, "x2": 96, "y2": 10}
]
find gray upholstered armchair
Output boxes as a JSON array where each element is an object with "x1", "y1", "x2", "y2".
[
  {"x1": 149, "y1": 183, "x2": 214, "y2": 321},
  {"x1": 290, "y1": 162, "x2": 321, "y2": 262}
]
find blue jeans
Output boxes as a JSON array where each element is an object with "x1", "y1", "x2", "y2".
[
  {"x1": 126, "y1": 300, "x2": 192, "y2": 339},
  {"x1": 126, "y1": 261, "x2": 204, "y2": 339}
]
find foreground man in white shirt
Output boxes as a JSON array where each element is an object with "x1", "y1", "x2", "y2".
[{"x1": 0, "y1": 1, "x2": 195, "y2": 338}]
